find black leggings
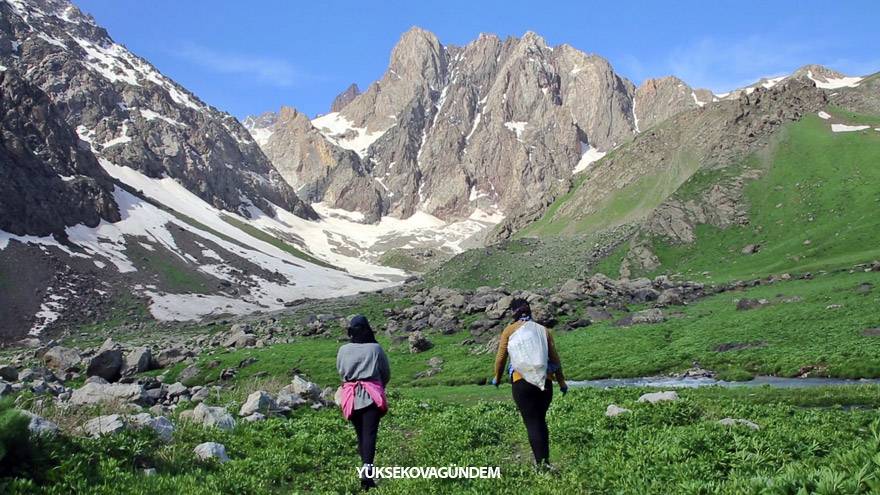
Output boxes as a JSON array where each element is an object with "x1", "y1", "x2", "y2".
[
  {"x1": 512, "y1": 379, "x2": 553, "y2": 464},
  {"x1": 351, "y1": 404, "x2": 382, "y2": 465}
]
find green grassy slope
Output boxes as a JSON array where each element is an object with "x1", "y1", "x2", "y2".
[
  {"x1": 641, "y1": 115, "x2": 880, "y2": 282},
  {"x1": 6, "y1": 387, "x2": 880, "y2": 494}
]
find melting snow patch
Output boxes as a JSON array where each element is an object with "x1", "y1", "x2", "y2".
[
  {"x1": 691, "y1": 92, "x2": 706, "y2": 107},
  {"x1": 760, "y1": 76, "x2": 786, "y2": 89},
  {"x1": 807, "y1": 71, "x2": 862, "y2": 89},
  {"x1": 573, "y1": 143, "x2": 607, "y2": 173},
  {"x1": 817, "y1": 111, "x2": 831, "y2": 120},
  {"x1": 504, "y1": 121, "x2": 528, "y2": 140},
  {"x1": 101, "y1": 121, "x2": 131, "y2": 148},
  {"x1": 311, "y1": 112, "x2": 389, "y2": 158},
  {"x1": 248, "y1": 127, "x2": 273, "y2": 147},
  {"x1": 138, "y1": 108, "x2": 184, "y2": 127},
  {"x1": 831, "y1": 124, "x2": 870, "y2": 133}
]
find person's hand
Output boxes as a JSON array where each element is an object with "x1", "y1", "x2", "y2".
[
  {"x1": 560, "y1": 385, "x2": 568, "y2": 396},
  {"x1": 491, "y1": 377, "x2": 499, "y2": 388}
]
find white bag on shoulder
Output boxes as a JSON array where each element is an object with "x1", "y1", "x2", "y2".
[{"x1": 507, "y1": 320, "x2": 549, "y2": 390}]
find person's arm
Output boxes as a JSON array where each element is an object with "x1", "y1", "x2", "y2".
[
  {"x1": 377, "y1": 347, "x2": 391, "y2": 386},
  {"x1": 546, "y1": 330, "x2": 567, "y2": 390},
  {"x1": 336, "y1": 347, "x2": 344, "y2": 380},
  {"x1": 493, "y1": 324, "x2": 514, "y2": 384}
]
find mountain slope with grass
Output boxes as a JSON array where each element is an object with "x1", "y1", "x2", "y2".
[{"x1": 429, "y1": 72, "x2": 880, "y2": 289}]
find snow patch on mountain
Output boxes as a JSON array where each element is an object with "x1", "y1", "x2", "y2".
[
  {"x1": 311, "y1": 112, "x2": 389, "y2": 158},
  {"x1": 831, "y1": 124, "x2": 870, "y2": 133},
  {"x1": 574, "y1": 143, "x2": 607, "y2": 173},
  {"x1": 807, "y1": 70, "x2": 862, "y2": 89}
]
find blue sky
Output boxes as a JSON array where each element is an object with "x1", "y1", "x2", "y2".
[{"x1": 75, "y1": 0, "x2": 880, "y2": 119}]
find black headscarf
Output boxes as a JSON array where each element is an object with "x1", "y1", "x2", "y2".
[
  {"x1": 510, "y1": 298, "x2": 532, "y2": 321},
  {"x1": 347, "y1": 314, "x2": 378, "y2": 344}
]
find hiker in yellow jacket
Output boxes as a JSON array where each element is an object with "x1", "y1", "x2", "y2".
[{"x1": 492, "y1": 298, "x2": 567, "y2": 469}]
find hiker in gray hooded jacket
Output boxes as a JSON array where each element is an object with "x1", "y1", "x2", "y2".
[{"x1": 337, "y1": 315, "x2": 390, "y2": 490}]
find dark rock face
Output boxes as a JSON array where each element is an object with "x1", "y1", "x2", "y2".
[
  {"x1": 0, "y1": 69, "x2": 119, "y2": 236},
  {"x1": 329, "y1": 83, "x2": 360, "y2": 113},
  {"x1": 0, "y1": 0, "x2": 315, "y2": 224}
]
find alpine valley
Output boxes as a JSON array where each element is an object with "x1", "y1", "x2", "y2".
[{"x1": 3, "y1": 1, "x2": 880, "y2": 492}]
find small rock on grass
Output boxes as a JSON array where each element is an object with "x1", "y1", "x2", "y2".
[
  {"x1": 637, "y1": 391, "x2": 679, "y2": 404},
  {"x1": 193, "y1": 442, "x2": 229, "y2": 463},
  {"x1": 605, "y1": 404, "x2": 631, "y2": 417},
  {"x1": 719, "y1": 418, "x2": 760, "y2": 430}
]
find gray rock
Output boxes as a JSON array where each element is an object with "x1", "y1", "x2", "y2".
[
  {"x1": 276, "y1": 390, "x2": 307, "y2": 410},
  {"x1": 122, "y1": 347, "x2": 153, "y2": 375},
  {"x1": 223, "y1": 331, "x2": 256, "y2": 348},
  {"x1": 741, "y1": 244, "x2": 761, "y2": 255},
  {"x1": 177, "y1": 365, "x2": 201, "y2": 385},
  {"x1": 238, "y1": 391, "x2": 276, "y2": 416},
  {"x1": 191, "y1": 387, "x2": 211, "y2": 403},
  {"x1": 193, "y1": 442, "x2": 230, "y2": 463},
  {"x1": 130, "y1": 413, "x2": 175, "y2": 441},
  {"x1": 736, "y1": 298, "x2": 769, "y2": 311},
  {"x1": 70, "y1": 382, "x2": 146, "y2": 406},
  {"x1": 408, "y1": 331, "x2": 434, "y2": 353},
  {"x1": 285, "y1": 375, "x2": 321, "y2": 401},
  {"x1": 155, "y1": 348, "x2": 187, "y2": 368},
  {"x1": 166, "y1": 382, "x2": 188, "y2": 398},
  {"x1": 20, "y1": 410, "x2": 60, "y2": 436},
  {"x1": 83, "y1": 414, "x2": 127, "y2": 437},
  {"x1": 718, "y1": 417, "x2": 760, "y2": 430},
  {"x1": 615, "y1": 308, "x2": 665, "y2": 327},
  {"x1": 190, "y1": 403, "x2": 236, "y2": 430},
  {"x1": 42, "y1": 346, "x2": 82, "y2": 372},
  {"x1": 242, "y1": 412, "x2": 266, "y2": 422},
  {"x1": 605, "y1": 404, "x2": 631, "y2": 417},
  {"x1": 637, "y1": 391, "x2": 679, "y2": 404},
  {"x1": 0, "y1": 381, "x2": 11, "y2": 396}
]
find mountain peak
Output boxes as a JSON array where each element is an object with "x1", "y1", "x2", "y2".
[{"x1": 330, "y1": 83, "x2": 361, "y2": 113}]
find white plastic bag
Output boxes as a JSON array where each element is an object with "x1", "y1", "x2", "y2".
[{"x1": 507, "y1": 321, "x2": 549, "y2": 390}]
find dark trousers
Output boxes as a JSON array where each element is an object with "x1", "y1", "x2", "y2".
[
  {"x1": 351, "y1": 404, "x2": 382, "y2": 465},
  {"x1": 512, "y1": 379, "x2": 553, "y2": 464}
]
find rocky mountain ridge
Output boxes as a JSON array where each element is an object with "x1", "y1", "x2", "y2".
[{"x1": 246, "y1": 28, "x2": 723, "y2": 226}]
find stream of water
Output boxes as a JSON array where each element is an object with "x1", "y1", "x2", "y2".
[{"x1": 568, "y1": 376, "x2": 880, "y2": 389}]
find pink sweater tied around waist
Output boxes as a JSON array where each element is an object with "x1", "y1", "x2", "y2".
[{"x1": 340, "y1": 380, "x2": 388, "y2": 420}]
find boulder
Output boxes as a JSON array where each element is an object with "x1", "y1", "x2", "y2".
[
  {"x1": 656, "y1": 289, "x2": 685, "y2": 307},
  {"x1": 741, "y1": 244, "x2": 761, "y2": 255},
  {"x1": 242, "y1": 412, "x2": 266, "y2": 422},
  {"x1": 177, "y1": 364, "x2": 201, "y2": 385},
  {"x1": 285, "y1": 375, "x2": 321, "y2": 400},
  {"x1": 0, "y1": 382, "x2": 11, "y2": 397},
  {"x1": 637, "y1": 391, "x2": 679, "y2": 404},
  {"x1": 615, "y1": 309, "x2": 665, "y2": 327},
  {"x1": 122, "y1": 347, "x2": 153, "y2": 375},
  {"x1": 408, "y1": 331, "x2": 433, "y2": 353},
  {"x1": 565, "y1": 319, "x2": 592, "y2": 331},
  {"x1": 190, "y1": 403, "x2": 236, "y2": 430},
  {"x1": 193, "y1": 442, "x2": 229, "y2": 463},
  {"x1": 166, "y1": 382, "x2": 189, "y2": 398},
  {"x1": 191, "y1": 387, "x2": 211, "y2": 403},
  {"x1": 736, "y1": 298, "x2": 769, "y2": 311},
  {"x1": 485, "y1": 295, "x2": 514, "y2": 319},
  {"x1": 239, "y1": 391, "x2": 276, "y2": 416},
  {"x1": 718, "y1": 417, "x2": 760, "y2": 430},
  {"x1": 585, "y1": 308, "x2": 613, "y2": 321},
  {"x1": 276, "y1": 390, "x2": 307, "y2": 410},
  {"x1": 155, "y1": 347, "x2": 187, "y2": 368},
  {"x1": 0, "y1": 365, "x2": 18, "y2": 382},
  {"x1": 130, "y1": 413, "x2": 175, "y2": 441},
  {"x1": 20, "y1": 410, "x2": 59, "y2": 436},
  {"x1": 224, "y1": 330, "x2": 256, "y2": 348},
  {"x1": 42, "y1": 346, "x2": 82, "y2": 372},
  {"x1": 605, "y1": 404, "x2": 631, "y2": 417},
  {"x1": 70, "y1": 382, "x2": 147, "y2": 406},
  {"x1": 87, "y1": 349, "x2": 124, "y2": 382},
  {"x1": 83, "y1": 414, "x2": 127, "y2": 437}
]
